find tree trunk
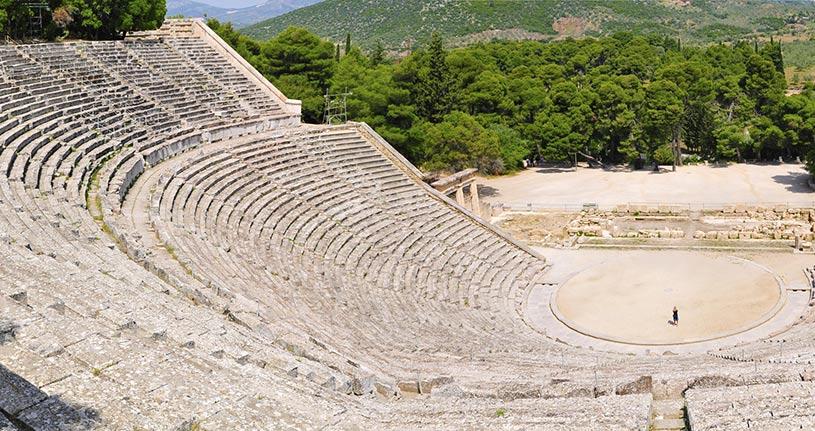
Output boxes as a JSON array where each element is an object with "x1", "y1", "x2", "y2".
[{"x1": 673, "y1": 122, "x2": 683, "y2": 168}]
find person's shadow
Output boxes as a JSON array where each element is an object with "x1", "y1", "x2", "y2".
[{"x1": 668, "y1": 320, "x2": 677, "y2": 326}]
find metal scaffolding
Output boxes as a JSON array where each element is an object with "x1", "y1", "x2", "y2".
[{"x1": 322, "y1": 89, "x2": 352, "y2": 125}]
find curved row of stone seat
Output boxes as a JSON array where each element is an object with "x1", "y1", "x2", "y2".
[
  {"x1": 686, "y1": 381, "x2": 815, "y2": 430},
  {"x1": 0, "y1": 37, "x2": 298, "y2": 220},
  {"x1": 0, "y1": 209, "x2": 378, "y2": 430},
  {"x1": 81, "y1": 40, "x2": 250, "y2": 121},
  {"x1": 380, "y1": 394, "x2": 651, "y2": 430},
  {"x1": 112, "y1": 126, "x2": 631, "y2": 388},
  {"x1": 157, "y1": 128, "x2": 540, "y2": 313},
  {"x1": 15, "y1": 40, "x2": 288, "y2": 129},
  {"x1": 11, "y1": 44, "x2": 180, "y2": 135},
  {"x1": 3, "y1": 30, "x2": 479, "y2": 429},
  {"x1": 166, "y1": 37, "x2": 283, "y2": 114},
  {"x1": 127, "y1": 169, "x2": 516, "y2": 384},
  {"x1": 711, "y1": 303, "x2": 815, "y2": 366},
  {"x1": 0, "y1": 82, "x2": 378, "y2": 431},
  {"x1": 198, "y1": 127, "x2": 542, "y2": 307}
]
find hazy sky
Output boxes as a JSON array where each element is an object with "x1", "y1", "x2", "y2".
[{"x1": 196, "y1": 0, "x2": 260, "y2": 8}]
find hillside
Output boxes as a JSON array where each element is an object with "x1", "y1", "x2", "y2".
[
  {"x1": 167, "y1": 1, "x2": 227, "y2": 20},
  {"x1": 167, "y1": 0, "x2": 323, "y2": 28},
  {"x1": 241, "y1": 0, "x2": 815, "y2": 50}
]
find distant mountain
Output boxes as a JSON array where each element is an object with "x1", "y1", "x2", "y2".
[
  {"x1": 241, "y1": 0, "x2": 815, "y2": 49},
  {"x1": 167, "y1": 0, "x2": 323, "y2": 28},
  {"x1": 166, "y1": 1, "x2": 228, "y2": 20}
]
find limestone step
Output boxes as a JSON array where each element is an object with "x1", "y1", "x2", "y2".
[
  {"x1": 652, "y1": 399, "x2": 684, "y2": 420},
  {"x1": 652, "y1": 417, "x2": 686, "y2": 430},
  {"x1": 651, "y1": 396, "x2": 688, "y2": 431},
  {"x1": 0, "y1": 413, "x2": 20, "y2": 430}
]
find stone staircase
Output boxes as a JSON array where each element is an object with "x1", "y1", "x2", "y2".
[
  {"x1": 649, "y1": 378, "x2": 690, "y2": 431},
  {"x1": 651, "y1": 398, "x2": 688, "y2": 431}
]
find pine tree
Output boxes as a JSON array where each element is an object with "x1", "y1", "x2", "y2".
[
  {"x1": 370, "y1": 40, "x2": 385, "y2": 66},
  {"x1": 416, "y1": 32, "x2": 453, "y2": 123},
  {"x1": 335, "y1": 43, "x2": 340, "y2": 61},
  {"x1": 345, "y1": 32, "x2": 351, "y2": 55}
]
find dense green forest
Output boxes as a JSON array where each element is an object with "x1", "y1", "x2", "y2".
[
  {"x1": 0, "y1": 0, "x2": 165, "y2": 39},
  {"x1": 210, "y1": 19, "x2": 815, "y2": 175},
  {"x1": 242, "y1": 0, "x2": 815, "y2": 51}
]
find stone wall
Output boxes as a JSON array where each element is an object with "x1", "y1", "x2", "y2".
[{"x1": 550, "y1": 207, "x2": 815, "y2": 241}]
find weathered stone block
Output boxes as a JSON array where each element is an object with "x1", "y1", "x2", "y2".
[
  {"x1": 397, "y1": 381, "x2": 419, "y2": 394},
  {"x1": 8, "y1": 291, "x2": 27, "y2": 305},
  {"x1": 286, "y1": 362, "x2": 298, "y2": 378},
  {"x1": 374, "y1": 382, "x2": 397, "y2": 399},
  {"x1": 0, "y1": 320, "x2": 17, "y2": 344},
  {"x1": 0, "y1": 363, "x2": 48, "y2": 415}
]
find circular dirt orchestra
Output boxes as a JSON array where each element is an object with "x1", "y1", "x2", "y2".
[{"x1": 554, "y1": 253, "x2": 783, "y2": 345}]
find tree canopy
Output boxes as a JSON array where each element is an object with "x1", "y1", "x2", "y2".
[
  {"x1": 0, "y1": 0, "x2": 165, "y2": 40},
  {"x1": 215, "y1": 22, "x2": 815, "y2": 175}
]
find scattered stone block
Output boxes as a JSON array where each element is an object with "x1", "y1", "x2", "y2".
[
  {"x1": 0, "y1": 321, "x2": 17, "y2": 344},
  {"x1": 321, "y1": 376, "x2": 336, "y2": 391},
  {"x1": 8, "y1": 291, "x2": 27, "y2": 306},
  {"x1": 285, "y1": 362, "x2": 298, "y2": 378},
  {"x1": 118, "y1": 320, "x2": 137, "y2": 331}
]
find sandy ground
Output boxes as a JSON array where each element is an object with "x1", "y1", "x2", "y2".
[
  {"x1": 478, "y1": 163, "x2": 813, "y2": 206},
  {"x1": 553, "y1": 250, "x2": 781, "y2": 343}
]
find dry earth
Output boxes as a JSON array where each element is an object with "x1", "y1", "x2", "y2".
[
  {"x1": 554, "y1": 251, "x2": 781, "y2": 343},
  {"x1": 478, "y1": 163, "x2": 813, "y2": 207}
]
